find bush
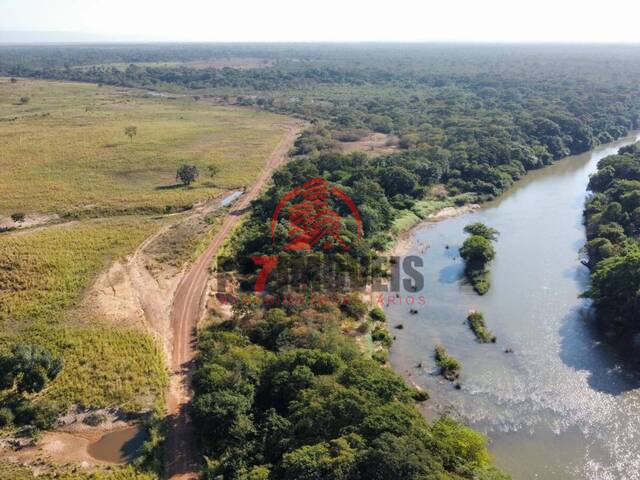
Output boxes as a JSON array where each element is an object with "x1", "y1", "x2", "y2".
[
  {"x1": 371, "y1": 327, "x2": 393, "y2": 347},
  {"x1": 0, "y1": 407, "x2": 14, "y2": 427},
  {"x1": 13, "y1": 399, "x2": 60, "y2": 430},
  {"x1": 467, "y1": 311, "x2": 496, "y2": 343},
  {"x1": 434, "y1": 345, "x2": 461, "y2": 381},
  {"x1": 410, "y1": 387, "x2": 429, "y2": 402},
  {"x1": 372, "y1": 350, "x2": 388, "y2": 364},
  {"x1": 83, "y1": 412, "x2": 107, "y2": 426},
  {"x1": 341, "y1": 294, "x2": 368, "y2": 320},
  {"x1": 19, "y1": 96, "x2": 30, "y2": 105},
  {"x1": 369, "y1": 306, "x2": 386, "y2": 322},
  {"x1": 10, "y1": 212, "x2": 25, "y2": 223}
]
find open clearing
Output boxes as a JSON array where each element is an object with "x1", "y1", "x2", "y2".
[
  {"x1": 0, "y1": 216, "x2": 170, "y2": 409},
  {"x1": 338, "y1": 132, "x2": 399, "y2": 156},
  {"x1": 0, "y1": 79, "x2": 300, "y2": 431},
  {"x1": 0, "y1": 78, "x2": 288, "y2": 215}
]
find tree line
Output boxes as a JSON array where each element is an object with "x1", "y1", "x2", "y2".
[{"x1": 583, "y1": 142, "x2": 640, "y2": 334}]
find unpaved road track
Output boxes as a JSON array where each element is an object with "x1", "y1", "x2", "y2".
[{"x1": 165, "y1": 121, "x2": 304, "y2": 479}]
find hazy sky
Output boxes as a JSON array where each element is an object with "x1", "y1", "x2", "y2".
[{"x1": 2, "y1": 0, "x2": 640, "y2": 43}]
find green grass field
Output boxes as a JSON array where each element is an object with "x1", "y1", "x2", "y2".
[
  {"x1": 0, "y1": 217, "x2": 162, "y2": 327},
  {"x1": 0, "y1": 460, "x2": 158, "y2": 479},
  {"x1": 0, "y1": 217, "x2": 169, "y2": 409},
  {"x1": 0, "y1": 79, "x2": 295, "y2": 411},
  {"x1": 0, "y1": 78, "x2": 287, "y2": 216}
]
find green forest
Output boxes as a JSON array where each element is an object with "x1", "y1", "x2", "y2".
[
  {"x1": 584, "y1": 142, "x2": 640, "y2": 332},
  {"x1": 192, "y1": 304, "x2": 508, "y2": 480}
]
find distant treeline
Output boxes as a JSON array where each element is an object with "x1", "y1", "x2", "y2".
[{"x1": 4, "y1": 44, "x2": 640, "y2": 202}]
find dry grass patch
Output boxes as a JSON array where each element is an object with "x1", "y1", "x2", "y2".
[
  {"x1": 0, "y1": 217, "x2": 163, "y2": 327},
  {"x1": 0, "y1": 78, "x2": 289, "y2": 215}
]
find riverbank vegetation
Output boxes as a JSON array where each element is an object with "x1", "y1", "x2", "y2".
[
  {"x1": 434, "y1": 345, "x2": 462, "y2": 381},
  {"x1": 191, "y1": 302, "x2": 506, "y2": 479},
  {"x1": 467, "y1": 311, "x2": 496, "y2": 343},
  {"x1": 583, "y1": 142, "x2": 640, "y2": 332},
  {"x1": 460, "y1": 223, "x2": 499, "y2": 294}
]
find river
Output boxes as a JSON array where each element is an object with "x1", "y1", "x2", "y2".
[{"x1": 387, "y1": 132, "x2": 640, "y2": 480}]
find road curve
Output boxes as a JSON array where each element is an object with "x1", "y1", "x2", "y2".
[{"x1": 165, "y1": 121, "x2": 304, "y2": 479}]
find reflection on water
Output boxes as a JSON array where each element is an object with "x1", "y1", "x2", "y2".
[
  {"x1": 87, "y1": 426, "x2": 148, "y2": 464},
  {"x1": 388, "y1": 133, "x2": 640, "y2": 480}
]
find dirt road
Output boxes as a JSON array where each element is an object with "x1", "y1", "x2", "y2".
[{"x1": 165, "y1": 120, "x2": 304, "y2": 479}]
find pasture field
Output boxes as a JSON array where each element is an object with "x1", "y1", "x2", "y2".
[
  {"x1": 0, "y1": 217, "x2": 169, "y2": 409},
  {"x1": 0, "y1": 460, "x2": 158, "y2": 479},
  {"x1": 0, "y1": 79, "x2": 295, "y2": 412},
  {"x1": 3, "y1": 325, "x2": 168, "y2": 411},
  {"x1": 0, "y1": 217, "x2": 163, "y2": 327},
  {"x1": 0, "y1": 77, "x2": 288, "y2": 216}
]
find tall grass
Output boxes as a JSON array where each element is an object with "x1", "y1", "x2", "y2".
[
  {"x1": 0, "y1": 217, "x2": 162, "y2": 326},
  {"x1": 0, "y1": 217, "x2": 168, "y2": 410}
]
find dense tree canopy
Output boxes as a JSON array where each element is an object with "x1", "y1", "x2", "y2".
[
  {"x1": 0, "y1": 344, "x2": 63, "y2": 431},
  {"x1": 192, "y1": 305, "x2": 508, "y2": 480},
  {"x1": 584, "y1": 143, "x2": 640, "y2": 330}
]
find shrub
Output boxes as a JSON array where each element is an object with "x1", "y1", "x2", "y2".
[
  {"x1": 467, "y1": 311, "x2": 496, "y2": 343},
  {"x1": 13, "y1": 399, "x2": 60, "y2": 430},
  {"x1": 0, "y1": 407, "x2": 14, "y2": 427},
  {"x1": 19, "y1": 96, "x2": 30, "y2": 105},
  {"x1": 410, "y1": 387, "x2": 429, "y2": 402},
  {"x1": 369, "y1": 306, "x2": 386, "y2": 322},
  {"x1": 372, "y1": 350, "x2": 388, "y2": 365},
  {"x1": 83, "y1": 412, "x2": 107, "y2": 426},
  {"x1": 341, "y1": 294, "x2": 368, "y2": 320},
  {"x1": 371, "y1": 327, "x2": 393, "y2": 347},
  {"x1": 434, "y1": 345, "x2": 461, "y2": 381},
  {"x1": 10, "y1": 212, "x2": 25, "y2": 223}
]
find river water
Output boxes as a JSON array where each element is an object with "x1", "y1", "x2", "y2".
[{"x1": 387, "y1": 132, "x2": 640, "y2": 480}]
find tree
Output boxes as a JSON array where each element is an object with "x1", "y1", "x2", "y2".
[
  {"x1": 0, "y1": 344, "x2": 63, "y2": 394},
  {"x1": 460, "y1": 235, "x2": 495, "y2": 265},
  {"x1": 10, "y1": 78, "x2": 17, "y2": 84},
  {"x1": 176, "y1": 164, "x2": 199, "y2": 186},
  {"x1": 124, "y1": 125, "x2": 137, "y2": 142},
  {"x1": 11, "y1": 212, "x2": 25, "y2": 223},
  {"x1": 460, "y1": 234, "x2": 497, "y2": 295},
  {"x1": 584, "y1": 251, "x2": 640, "y2": 327},
  {"x1": 463, "y1": 222, "x2": 499, "y2": 241},
  {"x1": 378, "y1": 166, "x2": 418, "y2": 197}
]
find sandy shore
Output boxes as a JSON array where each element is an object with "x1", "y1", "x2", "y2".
[{"x1": 388, "y1": 203, "x2": 481, "y2": 256}]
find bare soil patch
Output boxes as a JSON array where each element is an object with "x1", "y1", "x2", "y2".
[
  {"x1": 0, "y1": 213, "x2": 59, "y2": 232},
  {"x1": 339, "y1": 132, "x2": 399, "y2": 156}
]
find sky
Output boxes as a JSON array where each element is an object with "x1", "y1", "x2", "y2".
[{"x1": 1, "y1": 0, "x2": 640, "y2": 43}]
